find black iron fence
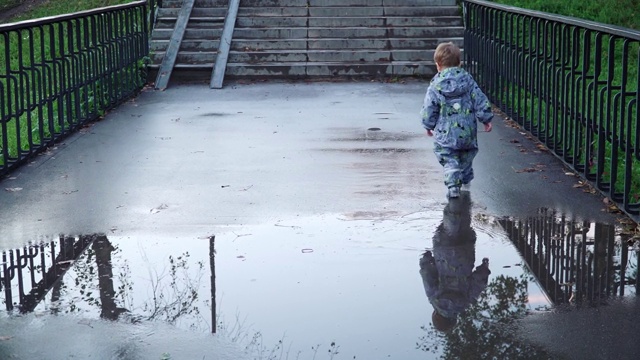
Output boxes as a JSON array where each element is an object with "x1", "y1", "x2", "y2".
[
  {"x1": 463, "y1": 0, "x2": 640, "y2": 221},
  {"x1": 0, "y1": 1, "x2": 150, "y2": 176},
  {"x1": 500, "y1": 209, "x2": 638, "y2": 305},
  {"x1": 1, "y1": 235, "x2": 96, "y2": 312}
]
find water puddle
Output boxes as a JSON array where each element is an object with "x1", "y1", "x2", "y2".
[{"x1": 1, "y1": 196, "x2": 638, "y2": 359}]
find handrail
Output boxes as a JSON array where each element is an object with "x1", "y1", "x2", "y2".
[
  {"x1": 155, "y1": 0, "x2": 195, "y2": 90},
  {"x1": 211, "y1": 0, "x2": 240, "y2": 89}
]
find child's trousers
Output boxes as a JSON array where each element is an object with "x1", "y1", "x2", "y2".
[{"x1": 434, "y1": 144, "x2": 478, "y2": 189}]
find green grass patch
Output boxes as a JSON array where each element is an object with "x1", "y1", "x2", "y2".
[
  {"x1": 490, "y1": 0, "x2": 639, "y2": 30},
  {"x1": 3, "y1": 0, "x2": 132, "y2": 23},
  {"x1": 0, "y1": 0, "x2": 21, "y2": 12}
]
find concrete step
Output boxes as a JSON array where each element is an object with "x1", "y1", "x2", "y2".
[
  {"x1": 305, "y1": 7, "x2": 460, "y2": 17},
  {"x1": 160, "y1": 0, "x2": 457, "y2": 8},
  {"x1": 307, "y1": 26, "x2": 464, "y2": 38},
  {"x1": 238, "y1": 7, "x2": 308, "y2": 16},
  {"x1": 151, "y1": 40, "x2": 221, "y2": 52},
  {"x1": 241, "y1": 0, "x2": 306, "y2": 6},
  {"x1": 147, "y1": 62, "x2": 438, "y2": 83},
  {"x1": 157, "y1": 8, "x2": 228, "y2": 17},
  {"x1": 151, "y1": 51, "x2": 218, "y2": 65},
  {"x1": 228, "y1": 26, "x2": 464, "y2": 39},
  {"x1": 152, "y1": 28, "x2": 224, "y2": 40},
  {"x1": 308, "y1": 15, "x2": 461, "y2": 27},
  {"x1": 224, "y1": 61, "x2": 437, "y2": 78},
  {"x1": 155, "y1": 17, "x2": 226, "y2": 29},
  {"x1": 162, "y1": 0, "x2": 230, "y2": 8},
  {"x1": 230, "y1": 37, "x2": 463, "y2": 51},
  {"x1": 236, "y1": 17, "x2": 308, "y2": 27},
  {"x1": 380, "y1": 0, "x2": 457, "y2": 5},
  {"x1": 233, "y1": 15, "x2": 462, "y2": 28},
  {"x1": 227, "y1": 49, "x2": 437, "y2": 63}
]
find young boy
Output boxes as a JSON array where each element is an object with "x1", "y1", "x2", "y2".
[{"x1": 421, "y1": 42, "x2": 494, "y2": 199}]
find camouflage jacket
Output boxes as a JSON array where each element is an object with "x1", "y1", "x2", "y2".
[{"x1": 421, "y1": 67, "x2": 493, "y2": 149}]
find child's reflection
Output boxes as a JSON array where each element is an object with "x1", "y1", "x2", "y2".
[{"x1": 419, "y1": 192, "x2": 490, "y2": 332}]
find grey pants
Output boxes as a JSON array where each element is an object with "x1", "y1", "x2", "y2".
[{"x1": 434, "y1": 144, "x2": 478, "y2": 189}]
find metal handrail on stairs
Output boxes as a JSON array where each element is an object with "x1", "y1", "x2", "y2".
[
  {"x1": 211, "y1": 0, "x2": 240, "y2": 89},
  {"x1": 154, "y1": 0, "x2": 195, "y2": 90}
]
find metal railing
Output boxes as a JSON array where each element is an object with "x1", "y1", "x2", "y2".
[
  {"x1": 0, "y1": 1, "x2": 150, "y2": 176},
  {"x1": 463, "y1": 0, "x2": 640, "y2": 221},
  {"x1": 1, "y1": 235, "x2": 96, "y2": 312},
  {"x1": 500, "y1": 209, "x2": 638, "y2": 305}
]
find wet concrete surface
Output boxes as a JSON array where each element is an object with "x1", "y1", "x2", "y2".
[{"x1": 0, "y1": 80, "x2": 638, "y2": 359}]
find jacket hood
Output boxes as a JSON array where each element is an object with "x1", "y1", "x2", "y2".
[{"x1": 431, "y1": 67, "x2": 474, "y2": 98}]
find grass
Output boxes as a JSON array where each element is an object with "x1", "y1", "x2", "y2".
[
  {"x1": 490, "y1": 0, "x2": 639, "y2": 30},
  {"x1": 0, "y1": 0, "x2": 20, "y2": 12},
  {"x1": 1, "y1": 0, "x2": 132, "y2": 23}
]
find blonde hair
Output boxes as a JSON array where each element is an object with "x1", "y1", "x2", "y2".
[{"x1": 434, "y1": 42, "x2": 461, "y2": 68}]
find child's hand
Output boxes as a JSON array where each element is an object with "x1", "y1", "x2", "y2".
[
  {"x1": 426, "y1": 130, "x2": 434, "y2": 137},
  {"x1": 484, "y1": 122, "x2": 493, "y2": 132}
]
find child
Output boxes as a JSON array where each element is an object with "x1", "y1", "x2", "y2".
[
  {"x1": 420, "y1": 42, "x2": 494, "y2": 198},
  {"x1": 419, "y1": 192, "x2": 490, "y2": 332}
]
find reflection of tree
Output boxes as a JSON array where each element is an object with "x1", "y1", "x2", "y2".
[
  {"x1": 418, "y1": 274, "x2": 554, "y2": 359},
  {"x1": 93, "y1": 236, "x2": 128, "y2": 320},
  {"x1": 53, "y1": 236, "x2": 206, "y2": 329},
  {"x1": 140, "y1": 251, "x2": 204, "y2": 326}
]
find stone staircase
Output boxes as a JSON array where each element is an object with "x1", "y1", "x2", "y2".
[
  {"x1": 150, "y1": 0, "x2": 227, "y2": 77},
  {"x1": 148, "y1": 0, "x2": 463, "y2": 82}
]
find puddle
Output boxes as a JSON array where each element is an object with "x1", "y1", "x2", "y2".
[{"x1": 1, "y1": 198, "x2": 638, "y2": 359}]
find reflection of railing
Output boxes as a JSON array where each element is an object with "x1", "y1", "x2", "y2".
[
  {"x1": 1, "y1": 235, "x2": 95, "y2": 312},
  {"x1": 499, "y1": 209, "x2": 638, "y2": 305}
]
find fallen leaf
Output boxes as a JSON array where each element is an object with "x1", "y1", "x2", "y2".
[
  {"x1": 509, "y1": 139, "x2": 520, "y2": 143},
  {"x1": 514, "y1": 167, "x2": 538, "y2": 173},
  {"x1": 150, "y1": 204, "x2": 168, "y2": 214},
  {"x1": 564, "y1": 172, "x2": 575, "y2": 176}
]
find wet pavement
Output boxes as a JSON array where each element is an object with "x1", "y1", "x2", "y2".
[{"x1": 0, "y1": 80, "x2": 638, "y2": 359}]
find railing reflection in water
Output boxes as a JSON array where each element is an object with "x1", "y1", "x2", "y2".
[
  {"x1": 1, "y1": 234, "x2": 94, "y2": 312},
  {"x1": 1, "y1": 234, "x2": 217, "y2": 333},
  {"x1": 499, "y1": 209, "x2": 638, "y2": 306}
]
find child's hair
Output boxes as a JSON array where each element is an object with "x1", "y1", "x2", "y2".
[{"x1": 434, "y1": 42, "x2": 461, "y2": 68}]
